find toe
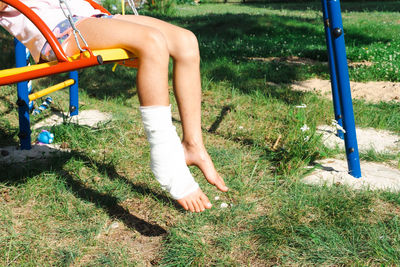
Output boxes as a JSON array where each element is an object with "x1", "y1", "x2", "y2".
[
  {"x1": 192, "y1": 199, "x2": 201, "y2": 213},
  {"x1": 187, "y1": 201, "x2": 195, "y2": 212},
  {"x1": 177, "y1": 199, "x2": 189, "y2": 211},
  {"x1": 200, "y1": 194, "x2": 212, "y2": 209},
  {"x1": 215, "y1": 175, "x2": 229, "y2": 192},
  {"x1": 196, "y1": 199, "x2": 205, "y2": 212}
]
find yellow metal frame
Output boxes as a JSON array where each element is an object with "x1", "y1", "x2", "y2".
[
  {"x1": 0, "y1": 61, "x2": 58, "y2": 78},
  {"x1": 28, "y1": 79, "x2": 75, "y2": 101},
  {"x1": 121, "y1": 0, "x2": 125, "y2": 15}
]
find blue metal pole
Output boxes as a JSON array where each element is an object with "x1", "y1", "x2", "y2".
[
  {"x1": 321, "y1": 0, "x2": 344, "y2": 139},
  {"x1": 327, "y1": 0, "x2": 361, "y2": 178},
  {"x1": 14, "y1": 38, "x2": 31, "y2": 150},
  {"x1": 69, "y1": 71, "x2": 79, "y2": 116},
  {"x1": 25, "y1": 48, "x2": 35, "y2": 112}
]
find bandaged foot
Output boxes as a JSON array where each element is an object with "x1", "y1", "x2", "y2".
[{"x1": 140, "y1": 106, "x2": 211, "y2": 211}]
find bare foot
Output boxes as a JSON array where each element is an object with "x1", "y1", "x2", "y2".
[
  {"x1": 182, "y1": 141, "x2": 229, "y2": 192},
  {"x1": 177, "y1": 187, "x2": 212, "y2": 212}
]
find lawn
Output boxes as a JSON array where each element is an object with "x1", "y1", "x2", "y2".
[{"x1": 1, "y1": 1, "x2": 400, "y2": 265}]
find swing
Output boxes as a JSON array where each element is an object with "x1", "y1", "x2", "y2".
[
  {"x1": 0, "y1": 0, "x2": 139, "y2": 150},
  {"x1": 0, "y1": 0, "x2": 138, "y2": 86}
]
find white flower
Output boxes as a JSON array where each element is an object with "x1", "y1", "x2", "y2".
[
  {"x1": 296, "y1": 104, "x2": 307, "y2": 108},
  {"x1": 220, "y1": 202, "x2": 229, "y2": 208},
  {"x1": 300, "y1": 124, "x2": 309, "y2": 132},
  {"x1": 214, "y1": 196, "x2": 220, "y2": 200}
]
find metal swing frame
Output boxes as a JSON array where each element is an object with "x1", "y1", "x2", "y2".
[{"x1": 321, "y1": 0, "x2": 361, "y2": 178}]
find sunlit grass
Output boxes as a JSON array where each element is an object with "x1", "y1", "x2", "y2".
[{"x1": 1, "y1": 2, "x2": 399, "y2": 266}]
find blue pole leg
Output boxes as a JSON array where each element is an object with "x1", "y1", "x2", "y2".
[
  {"x1": 321, "y1": 0, "x2": 344, "y2": 139},
  {"x1": 25, "y1": 48, "x2": 35, "y2": 112},
  {"x1": 327, "y1": 0, "x2": 361, "y2": 178},
  {"x1": 69, "y1": 71, "x2": 79, "y2": 117},
  {"x1": 14, "y1": 38, "x2": 31, "y2": 150}
]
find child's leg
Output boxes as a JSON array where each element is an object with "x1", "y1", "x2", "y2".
[
  {"x1": 65, "y1": 17, "x2": 170, "y2": 105},
  {"x1": 66, "y1": 18, "x2": 212, "y2": 212},
  {"x1": 111, "y1": 15, "x2": 228, "y2": 193}
]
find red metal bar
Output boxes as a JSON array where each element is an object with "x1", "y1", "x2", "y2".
[
  {"x1": 84, "y1": 0, "x2": 112, "y2": 15},
  {"x1": 0, "y1": 55, "x2": 102, "y2": 86},
  {"x1": 2, "y1": 0, "x2": 69, "y2": 62}
]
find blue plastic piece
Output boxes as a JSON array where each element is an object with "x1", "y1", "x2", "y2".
[
  {"x1": 32, "y1": 97, "x2": 53, "y2": 115},
  {"x1": 326, "y1": 0, "x2": 362, "y2": 178},
  {"x1": 37, "y1": 130, "x2": 54, "y2": 144},
  {"x1": 25, "y1": 48, "x2": 34, "y2": 111}
]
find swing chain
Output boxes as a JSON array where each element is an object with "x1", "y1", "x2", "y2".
[
  {"x1": 59, "y1": 0, "x2": 89, "y2": 53},
  {"x1": 126, "y1": 0, "x2": 139, "y2": 16}
]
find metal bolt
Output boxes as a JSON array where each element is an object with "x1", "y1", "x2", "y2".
[
  {"x1": 18, "y1": 132, "x2": 27, "y2": 139},
  {"x1": 16, "y1": 99, "x2": 26, "y2": 107},
  {"x1": 333, "y1": 28, "x2": 343, "y2": 38},
  {"x1": 324, "y1": 19, "x2": 330, "y2": 28}
]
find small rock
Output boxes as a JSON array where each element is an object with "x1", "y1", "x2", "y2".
[
  {"x1": 110, "y1": 222, "x2": 119, "y2": 229},
  {"x1": 2, "y1": 191, "x2": 11, "y2": 202},
  {"x1": 60, "y1": 142, "x2": 69, "y2": 149},
  {"x1": 220, "y1": 202, "x2": 228, "y2": 208}
]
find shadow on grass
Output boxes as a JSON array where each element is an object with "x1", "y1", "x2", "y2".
[
  {"x1": 208, "y1": 105, "x2": 234, "y2": 133},
  {"x1": 0, "y1": 148, "x2": 176, "y2": 237},
  {"x1": 0, "y1": 28, "x2": 15, "y2": 71},
  {"x1": 241, "y1": 1, "x2": 400, "y2": 12},
  {"x1": 0, "y1": 126, "x2": 18, "y2": 147},
  {"x1": 31, "y1": 64, "x2": 138, "y2": 101},
  {"x1": 0, "y1": 94, "x2": 19, "y2": 147}
]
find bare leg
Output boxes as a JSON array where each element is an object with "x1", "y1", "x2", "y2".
[
  {"x1": 114, "y1": 15, "x2": 228, "y2": 192},
  {"x1": 66, "y1": 17, "x2": 212, "y2": 212}
]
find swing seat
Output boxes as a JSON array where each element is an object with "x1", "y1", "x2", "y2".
[{"x1": 0, "y1": 48, "x2": 137, "y2": 86}]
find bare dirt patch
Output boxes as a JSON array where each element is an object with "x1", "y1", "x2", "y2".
[
  {"x1": 303, "y1": 159, "x2": 400, "y2": 192},
  {"x1": 90, "y1": 220, "x2": 164, "y2": 266},
  {"x1": 246, "y1": 56, "x2": 322, "y2": 65},
  {"x1": 33, "y1": 109, "x2": 112, "y2": 130},
  {"x1": 246, "y1": 56, "x2": 372, "y2": 68},
  {"x1": 77, "y1": 196, "x2": 180, "y2": 266},
  {"x1": 318, "y1": 125, "x2": 400, "y2": 153},
  {"x1": 292, "y1": 78, "x2": 400, "y2": 103}
]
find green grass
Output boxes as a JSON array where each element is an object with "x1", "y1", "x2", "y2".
[{"x1": 1, "y1": 2, "x2": 400, "y2": 266}]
